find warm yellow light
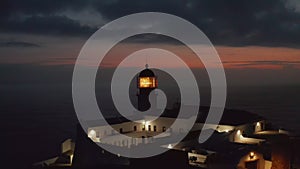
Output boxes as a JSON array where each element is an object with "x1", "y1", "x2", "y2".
[
  {"x1": 70, "y1": 154, "x2": 74, "y2": 164},
  {"x1": 139, "y1": 77, "x2": 157, "y2": 88},
  {"x1": 250, "y1": 152, "x2": 255, "y2": 158},
  {"x1": 256, "y1": 122, "x2": 260, "y2": 126},
  {"x1": 236, "y1": 130, "x2": 243, "y2": 140}
]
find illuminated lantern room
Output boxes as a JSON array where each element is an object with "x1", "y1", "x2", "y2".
[
  {"x1": 138, "y1": 64, "x2": 157, "y2": 89},
  {"x1": 138, "y1": 76, "x2": 157, "y2": 88}
]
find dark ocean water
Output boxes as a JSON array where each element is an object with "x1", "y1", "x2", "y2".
[{"x1": 0, "y1": 84, "x2": 299, "y2": 169}]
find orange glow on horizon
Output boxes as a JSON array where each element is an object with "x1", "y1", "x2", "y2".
[{"x1": 34, "y1": 43, "x2": 300, "y2": 71}]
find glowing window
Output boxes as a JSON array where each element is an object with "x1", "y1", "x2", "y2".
[{"x1": 138, "y1": 77, "x2": 157, "y2": 88}]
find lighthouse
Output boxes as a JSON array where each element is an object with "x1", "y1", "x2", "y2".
[{"x1": 137, "y1": 64, "x2": 158, "y2": 111}]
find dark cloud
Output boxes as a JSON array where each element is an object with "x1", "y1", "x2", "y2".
[
  {"x1": 88, "y1": 0, "x2": 300, "y2": 47},
  {"x1": 224, "y1": 60, "x2": 300, "y2": 69},
  {"x1": 0, "y1": 0, "x2": 300, "y2": 46},
  {"x1": 0, "y1": 0, "x2": 87, "y2": 16},
  {"x1": 0, "y1": 41, "x2": 41, "y2": 48},
  {"x1": 123, "y1": 34, "x2": 184, "y2": 45},
  {"x1": 0, "y1": 14, "x2": 97, "y2": 36},
  {"x1": 0, "y1": 0, "x2": 97, "y2": 36}
]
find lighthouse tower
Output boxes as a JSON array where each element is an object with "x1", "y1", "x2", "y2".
[{"x1": 137, "y1": 64, "x2": 158, "y2": 111}]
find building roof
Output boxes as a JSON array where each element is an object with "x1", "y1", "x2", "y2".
[
  {"x1": 196, "y1": 107, "x2": 264, "y2": 126},
  {"x1": 179, "y1": 129, "x2": 250, "y2": 153},
  {"x1": 161, "y1": 106, "x2": 264, "y2": 126},
  {"x1": 86, "y1": 116, "x2": 131, "y2": 127},
  {"x1": 138, "y1": 68, "x2": 155, "y2": 77},
  {"x1": 85, "y1": 106, "x2": 264, "y2": 128}
]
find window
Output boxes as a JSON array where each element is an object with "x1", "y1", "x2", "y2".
[
  {"x1": 119, "y1": 128, "x2": 123, "y2": 133},
  {"x1": 154, "y1": 125, "x2": 157, "y2": 132},
  {"x1": 142, "y1": 125, "x2": 145, "y2": 131},
  {"x1": 162, "y1": 126, "x2": 166, "y2": 132},
  {"x1": 148, "y1": 125, "x2": 151, "y2": 131},
  {"x1": 134, "y1": 126, "x2": 137, "y2": 131},
  {"x1": 138, "y1": 77, "x2": 157, "y2": 88}
]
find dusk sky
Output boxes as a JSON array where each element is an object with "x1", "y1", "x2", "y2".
[
  {"x1": 2, "y1": 2, "x2": 300, "y2": 169},
  {"x1": 1, "y1": 0, "x2": 300, "y2": 86}
]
